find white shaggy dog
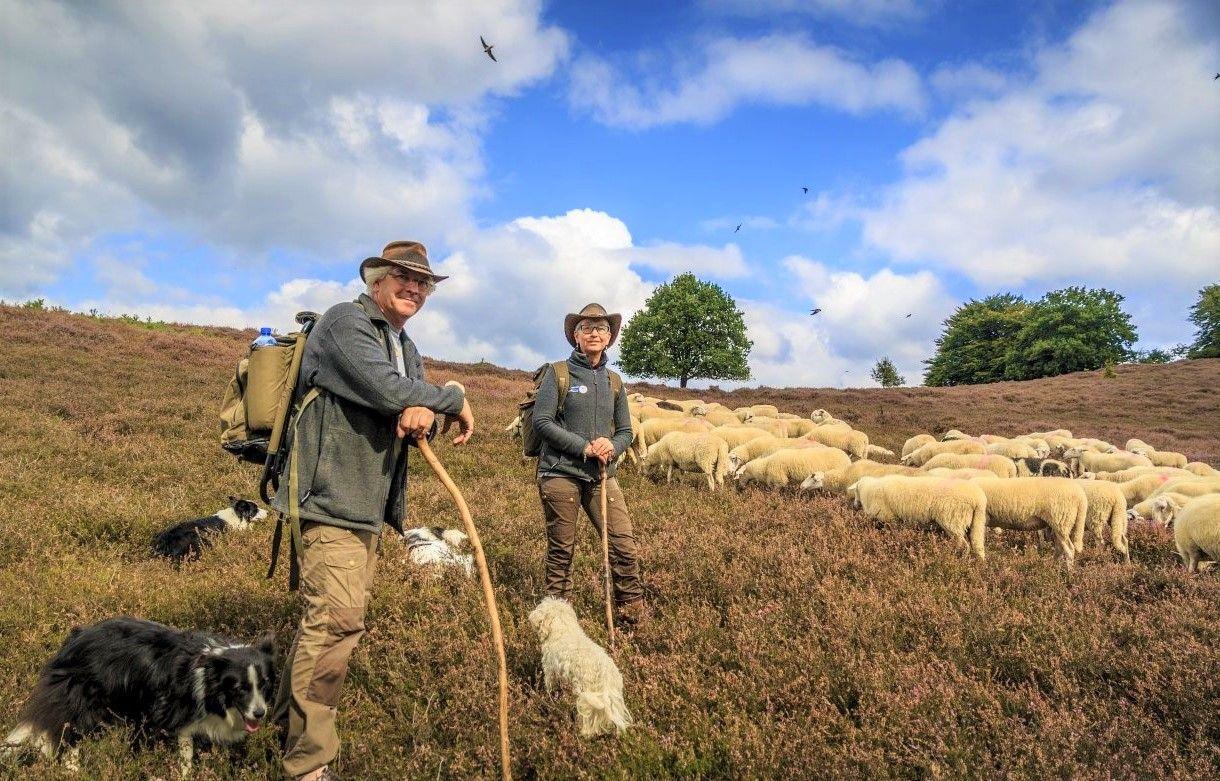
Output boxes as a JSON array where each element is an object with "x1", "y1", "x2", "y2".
[
  {"x1": 403, "y1": 527, "x2": 473, "y2": 577},
  {"x1": 528, "y1": 597, "x2": 632, "y2": 737}
]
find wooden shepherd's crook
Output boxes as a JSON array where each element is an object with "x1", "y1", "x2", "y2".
[
  {"x1": 414, "y1": 435, "x2": 511, "y2": 781},
  {"x1": 600, "y1": 464, "x2": 615, "y2": 652}
]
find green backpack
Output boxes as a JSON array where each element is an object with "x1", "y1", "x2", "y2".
[{"x1": 519, "y1": 361, "x2": 622, "y2": 458}]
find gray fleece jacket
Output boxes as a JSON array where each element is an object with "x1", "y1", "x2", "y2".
[
  {"x1": 533, "y1": 349, "x2": 634, "y2": 483},
  {"x1": 272, "y1": 294, "x2": 465, "y2": 535}
]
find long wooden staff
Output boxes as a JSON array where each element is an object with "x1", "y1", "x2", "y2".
[
  {"x1": 415, "y1": 435, "x2": 511, "y2": 781},
  {"x1": 600, "y1": 464, "x2": 615, "y2": 652}
]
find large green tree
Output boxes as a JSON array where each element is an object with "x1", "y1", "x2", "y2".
[
  {"x1": 1002, "y1": 286, "x2": 1137, "y2": 380},
  {"x1": 617, "y1": 273, "x2": 752, "y2": 388},
  {"x1": 1186, "y1": 283, "x2": 1220, "y2": 359},
  {"x1": 924, "y1": 294, "x2": 1029, "y2": 386},
  {"x1": 869, "y1": 357, "x2": 905, "y2": 387}
]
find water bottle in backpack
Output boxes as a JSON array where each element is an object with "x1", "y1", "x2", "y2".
[{"x1": 251, "y1": 327, "x2": 277, "y2": 348}]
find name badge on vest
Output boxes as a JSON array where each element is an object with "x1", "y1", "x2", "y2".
[{"x1": 570, "y1": 385, "x2": 588, "y2": 394}]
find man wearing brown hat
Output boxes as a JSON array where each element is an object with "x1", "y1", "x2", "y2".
[
  {"x1": 532, "y1": 303, "x2": 645, "y2": 624},
  {"x1": 272, "y1": 241, "x2": 474, "y2": 781}
]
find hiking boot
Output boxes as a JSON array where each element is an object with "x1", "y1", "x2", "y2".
[{"x1": 616, "y1": 599, "x2": 648, "y2": 628}]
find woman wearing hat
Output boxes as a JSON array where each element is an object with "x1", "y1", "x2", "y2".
[
  {"x1": 273, "y1": 240, "x2": 474, "y2": 781},
  {"x1": 532, "y1": 303, "x2": 645, "y2": 625}
]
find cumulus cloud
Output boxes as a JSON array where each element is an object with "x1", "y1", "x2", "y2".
[
  {"x1": 859, "y1": 0, "x2": 1219, "y2": 295},
  {"x1": 569, "y1": 34, "x2": 924, "y2": 129},
  {"x1": 0, "y1": 0, "x2": 569, "y2": 295}
]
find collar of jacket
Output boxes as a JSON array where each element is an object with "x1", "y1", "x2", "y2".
[
  {"x1": 570, "y1": 348, "x2": 607, "y2": 370},
  {"x1": 357, "y1": 292, "x2": 389, "y2": 325}
]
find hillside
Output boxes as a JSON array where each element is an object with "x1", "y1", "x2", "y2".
[{"x1": 0, "y1": 305, "x2": 1217, "y2": 780}]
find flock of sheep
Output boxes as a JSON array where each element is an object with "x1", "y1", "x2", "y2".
[{"x1": 512, "y1": 394, "x2": 1220, "y2": 571}]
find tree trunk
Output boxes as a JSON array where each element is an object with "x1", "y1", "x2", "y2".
[{"x1": 680, "y1": 375, "x2": 688, "y2": 388}]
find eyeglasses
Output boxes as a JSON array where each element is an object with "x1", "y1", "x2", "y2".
[
  {"x1": 577, "y1": 324, "x2": 610, "y2": 334},
  {"x1": 388, "y1": 270, "x2": 436, "y2": 293}
]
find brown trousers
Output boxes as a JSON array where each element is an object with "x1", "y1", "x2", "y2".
[
  {"x1": 274, "y1": 522, "x2": 379, "y2": 778},
  {"x1": 538, "y1": 475, "x2": 642, "y2": 605}
]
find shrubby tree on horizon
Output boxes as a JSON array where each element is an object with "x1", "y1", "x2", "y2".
[
  {"x1": 924, "y1": 287, "x2": 1137, "y2": 385},
  {"x1": 869, "y1": 357, "x2": 905, "y2": 387},
  {"x1": 1186, "y1": 283, "x2": 1220, "y2": 359},
  {"x1": 617, "y1": 273, "x2": 752, "y2": 388}
]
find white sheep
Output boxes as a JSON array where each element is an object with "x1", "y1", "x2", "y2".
[
  {"x1": 1090, "y1": 466, "x2": 1194, "y2": 483},
  {"x1": 1128, "y1": 493, "x2": 1189, "y2": 527},
  {"x1": 920, "y1": 452, "x2": 1017, "y2": 479},
  {"x1": 708, "y1": 425, "x2": 772, "y2": 450},
  {"x1": 1114, "y1": 473, "x2": 1198, "y2": 504},
  {"x1": 847, "y1": 475, "x2": 987, "y2": 560},
  {"x1": 924, "y1": 467, "x2": 998, "y2": 480},
  {"x1": 984, "y1": 441, "x2": 1040, "y2": 460},
  {"x1": 727, "y1": 435, "x2": 788, "y2": 471},
  {"x1": 693, "y1": 407, "x2": 741, "y2": 427},
  {"x1": 901, "y1": 434, "x2": 936, "y2": 459},
  {"x1": 638, "y1": 416, "x2": 712, "y2": 448},
  {"x1": 1076, "y1": 479, "x2": 1130, "y2": 561},
  {"x1": 749, "y1": 404, "x2": 780, "y2": 418},
  {"x1": 505, "y1": 414, "x2": 523, "y2": 439},
  {"x1": 634, "y1": 404, "x2": 686, "y2": 422},
  {"x1": 974, "y1": 477, "x2": 1087, "y2": 565},
  {"x1": 1174, "y1": 494, "x2": 1220, "y2": 573},
  {"x1": 809, "y1": 409, "x2": 849, "y2": 427},
  {"x1": 783, "y1": 419, "x2": 817, "y2": 437},
  {"x1": 798, "y1": 460, "x2": 917, "y2": 493},
  {"x1": 733, "y1": 406, "x2": 755, "y2": 422},
  {"x1": 644, "y1": 431, "x2": 730, "y2": 491},
  {"x1": 940, "y1": 429, "x2": 971, "y2": 441},
  {"x1": 865, "y1": 444, "x2": 896, "y2": 461},
  {"x1": 663, "y1": 398, "x2": 707, "y2": 413},
  {"x1": 1124, "y1": 438, "x2": 1151, "y2": 452},
  {"x1": 1127, "y1": 445, "x2": 1189, "y2": 469},
  {"x1": 1149, "y1": 477, "x2": 1220, "y2": 500},
  {"x1": 1185, "y1": 462, "x2": 1220, "y2": 477},
  {"x1": 802, "y1": 426, "x2": 869, "y2": 460},
  {"x1": 1029, "y1": 429, "x2": 1073, "y2": 440},
  {"x1": 776, "y1": 412, "x2": 804, "y2": 421},
  {"x1": 735, "y1": 446, "x2": 852, "y2": 489},
  {"x1": 743, "y1": 416, "x2": 789, "y2": 438},
  {"x1": 1062, "y1": 448, "x2": 1153, "y2": 476},
  {"x1": 902, "y1": 439, "x2": 987, "y2": 467}
]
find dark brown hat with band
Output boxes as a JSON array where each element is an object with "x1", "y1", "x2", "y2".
[
  {"x1": 359, "y1": 240, "x2": 448, "y2": 283},
  {"x1": 564, "y1": 302, "x2": 622, "y2": 348}
]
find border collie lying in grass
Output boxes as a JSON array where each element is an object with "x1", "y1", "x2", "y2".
[
  {"x1": 403, "y1": 526, "x2": 474, "y2": 577},
  {"x1": 152, "y1": 497, "x2": 267, "y2": 563},
  {"x1": 3, "y1": 617, "x2": 274, "y2": 774}
]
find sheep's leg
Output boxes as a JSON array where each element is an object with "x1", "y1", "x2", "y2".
[
  {"x1": 177, "y1": 734, "x2": 194, "y2": 777},
  {"x1": 1071, "y1": 513, "x2": 1086, "y2": 554},
  {"x1": 706, "y1": 469, "x2": 715, "y2": 491},
  {"x1": 1052, "y1": 526, "x2": 1076, "y2": 567},
  {"x1": 665, "y1": 464, "x2": 673, "y2": 484}
]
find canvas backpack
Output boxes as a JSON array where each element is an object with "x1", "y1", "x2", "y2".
[
  {"x1": 519, "y1": 361, "x2": 622, "y2": 458},
  {"x1": 218, "y1": 311, "x2": 318, "y2": 502}
]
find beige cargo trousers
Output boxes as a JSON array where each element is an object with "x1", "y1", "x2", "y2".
[{"x1": 274, "y1": 521, "x2": 379, "y2": 778}]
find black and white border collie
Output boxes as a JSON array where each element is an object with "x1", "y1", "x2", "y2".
[
  {"x1": 152, "y1": 497, "x2": 268, "y2": 563},
  {"x1": 3, "y1": 617, "x2": 275, "y2": 774},
  {"x1": 403, "y1": 526, "x2": 474, "y2": 577}
]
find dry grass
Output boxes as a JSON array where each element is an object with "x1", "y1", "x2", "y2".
[{"x1": 1, "y1": 304, "x2": 1217, "y2": 780}]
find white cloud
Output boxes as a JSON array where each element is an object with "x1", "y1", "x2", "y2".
[
  {"x1": 858, "y1": 0, "x2": 1219, "y2": 295},
  {"x1": 0, "y1": 0, "x2": 569, "y2": 296},
  {"x1": 623, "y1": 242, "x2": 748, "y2": 278},
  {"x1": 929, "y1": 63, "x2": 1011, "y2": 98},
  {"x1": 569, "y1": 34, "x2": 924, "y2": 129},
  {"x1": 701, "y1": 0, "x2": 930, "y2": 26}
]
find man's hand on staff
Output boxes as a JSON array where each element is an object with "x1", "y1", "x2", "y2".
[
  {"x1": 397, "y1": 406, "x2": 435, "y2": 439},
  {"x1": 442, "y1": 398, "x2": 475, "y2": 446},
  {"x1": 584, "y1": 437, "x2": 615, "y2": 464}
]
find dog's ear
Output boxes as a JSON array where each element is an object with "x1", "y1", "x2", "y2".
[
  {"x1": 254, "y1": 632, "x2": 275, "y2": 656},
  {"x1": 228, "y1": 495, "x2": 240, "y2": 505}
]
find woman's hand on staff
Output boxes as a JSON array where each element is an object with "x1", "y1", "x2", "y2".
[
  {"x1": 397, "y1": 406, "x2": 435, "y2": 439},
  {"x1": 584, "y1": 437, "x2": 615, "y2": 464}
]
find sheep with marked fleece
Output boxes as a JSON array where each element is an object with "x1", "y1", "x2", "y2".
[
  {"x1": 1090, "y1": 466, "x2": 1193, "y2": 483},
  {"x1": 1128, "y1": 493, "x2": 1190, "y2": 527},
  {"x1": 799, "y1": 460, "x2": 917, "y2": 493},
  {"x1": 974, "y1": 477, "x2": 1087, "y2": 565},
  {"x1": 727, "y1": 436, "x2": 820, "y2": 471},
  {"x1": 1063, "y1": 448, "x2": 1153, "y2": 477},
  {"x1": 903, "y1": 439, "x2": 988, "y2": 467},
  {"x1": 802, "y1": 426, "x2": 869, "y2": 460},
  {"x1": 1114, "y1": 473, "x2": 1198, "y2": 504},
  {"x1": 734, "y1": 446, "x2": 852, "y2": 489},
  {"x1": 918, "y1": 452, "x2": 1015, "y2": 478},
  {"x1": 925, "y1": 467, "x2": 998, "y2": 480},
  {"x1": 1173, "y1": 494, "x2": 1220, "y2": 573},
  {"x1": 847, "y1": 475, "x2": 987, "y2": 559},
  {"x1": 708, "y1": 425, "x2": 771, "y2": 450},
  {"x1": 1076, "y1": 479, "x2": 1130, "y2": 560},
  {"x1": 638, "y1": 416, "x2": 712, "y2": 448},
  {"x1": 1126, "y1": 445, "x2": 1189, "y2": 469},
  {"x1": 901, "y1": 434, "x2": 936, "y2": 459},
  {"x1": 644, "y1": 431, "x2": 730, "y2": 491}
]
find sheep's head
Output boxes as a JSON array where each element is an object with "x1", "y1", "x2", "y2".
[
  {"x1": 941, "y1": 429, "x2": 968, "y2": 441},
  {"x1": 1151, "y1": 495, "x2": 1182, "y2": 527},
  {"x1": 505, "y1": 416, "x2": 523, "y2": 438},
  {"x1": 728, "y1": 453, "x2": 744, "y2": 472},
  {"x1": 1062, "y1": 447, "x2": 1084, "y2": 459},
  {"x1": 810, "y1": 409, "x2": 830, "y2": 423},
  {"x1": 1079, "y1": 471, "x2": 1097, "y2": 480},
  {"x1": 800, "y1": 472, "x2": 825, "y2": 492},
  {"x1": 690, "y1": 405, "x2": 708, "y2": 417},
  {"x1": 1128, "y1": 446, "x2": 1150, "y2": 457},
  {"x1": 846, "y1": 481, "x2": 862, "y2": 509}
]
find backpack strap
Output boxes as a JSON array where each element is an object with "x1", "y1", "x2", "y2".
[
  {"x1": 608, "y1": 369, "x2": 623, "y2": 400},
  {"x1": 267, "y1": 385, "x2": 321, "y2": 591},
  {"x1": 553, "y1": 360, "x2": 571, "y2": 415}
]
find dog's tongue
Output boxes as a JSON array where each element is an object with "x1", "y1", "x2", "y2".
[{"x1": 244, "y1": 720, "x2": 261, "y2": 733}]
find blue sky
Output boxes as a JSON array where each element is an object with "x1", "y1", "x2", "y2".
[{"x1": 2, "y1": 0, "x2": 1216, "y2": 387}]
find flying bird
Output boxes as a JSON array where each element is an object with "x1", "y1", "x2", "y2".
[
  {"x1": 734, "y1": 223, "x2": 741, "y2": 233},
  {"x1": 802, "y1": 187, "x2": 809, "y2": 194},
  {"x1": 1215, "y1": 72, "x2": 1219, "y2": 80},
  {"x1": 904, "y1": 313, "x2": 912, "y2": 318},
  {"x1": 810, "y1": 308, "x2": 822, "y2": 316},
  {"x1": 480, "y1": 36, "x2": 497, "y2": 62}
]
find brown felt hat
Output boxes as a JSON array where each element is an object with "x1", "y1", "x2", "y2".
[
  {"x1": 564, "y1": 302, "x2": 622, "y2": 348},
  {"x1": 359, "y1": 240, "x2": 448, "y2": 283}
]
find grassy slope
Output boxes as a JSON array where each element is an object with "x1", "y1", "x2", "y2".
[{"x1": 0, "y1": 305, "x2": 1217, "y2": 780}]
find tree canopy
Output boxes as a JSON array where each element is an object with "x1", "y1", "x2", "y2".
[
  {"x1": 869, "y1": 357, "x2": 905, "y2": 387},
  {"x1": 924, "y1": 294, "x2": 1029, "y2": 386},
  {"x1": 1186, "y1": 283, "x2": 1220, "y2": 359},
  {"x1": 617, "y1": 273, "x2": 752, "y2": 388}
]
